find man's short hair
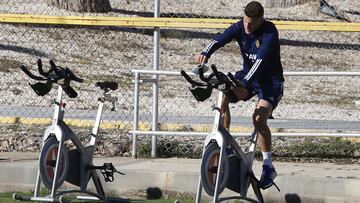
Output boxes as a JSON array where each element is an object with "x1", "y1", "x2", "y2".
[{"x1": 244, "y1": 1, "x2": 264, "y2": 18}]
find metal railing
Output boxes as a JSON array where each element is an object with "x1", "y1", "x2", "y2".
[{"x1": 130, "y1": 69, "x2": 360, "y2": 158}]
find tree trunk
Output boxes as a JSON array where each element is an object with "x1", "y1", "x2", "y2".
[
  {"x1": 49, "y1": 0, "x2": 112, "y2": 13},
  {"x1": 265, "y1": 0, "x2": 313, "y2": 8}
]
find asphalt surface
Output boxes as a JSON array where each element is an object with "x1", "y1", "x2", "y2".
[
  {"x1": 0, "y1": 152, "x2": 359, "y2": 203},
  {"x1": 1, "y1": 106, "x2": 360, "y2": 131}
]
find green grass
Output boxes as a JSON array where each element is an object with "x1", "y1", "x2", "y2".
[
  {"x1": 136, "y1": 136, "x2": 360, "y2": 161},
  {"x1": 275, "y1": 137, "x2": 360, "y2": 159}
]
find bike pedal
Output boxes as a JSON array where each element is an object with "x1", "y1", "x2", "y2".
[{"x1": 90, "y1": 162, "x2": 125, "y2": 182}]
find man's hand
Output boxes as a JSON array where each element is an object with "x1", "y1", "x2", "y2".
[{"x1": 195, "y1": 54, "x2": 208, "y2": 64}]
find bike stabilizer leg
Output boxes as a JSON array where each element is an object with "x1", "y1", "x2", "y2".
[{"x1": 212, "y1": 145, "x2": 225, "y2": 203}]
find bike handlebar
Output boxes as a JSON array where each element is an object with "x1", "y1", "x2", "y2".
[
  {"x1": 38, "y1": 59, "x2": 52, "y2": 77},
  {"x1": 181, "y1": 64, "x2": 244, "y2": 89},
  {"x1": 227, "y1": 72, "x2": 244, "y2": 88},
  {"x1": 20, "y1": 65, "x2": 46, "y2": 81},
  {"x1": 21, "y1": 59, "x2": 84, "y2": 83},
  {"x1": 20, "y1": 59, "x2": 84, "y2": 98},
  {"x1": 198, "y1": 66, "x2": 210, "y2": 83},
  {"x1": 211, "y1": 64, "x2": 228, "y2": 85},
  {"x1": 66, "y1": 67, "x2": 84, "y2": 83},
  {"x1": 50, "y1": 60, "x2": 84, "y2": 83},
  {"x1": 180, "y1": 70, "x2": 206, "y2": 86},
  {"x1": 181, "y1": 64, "x2": 246, "y2": 102}
]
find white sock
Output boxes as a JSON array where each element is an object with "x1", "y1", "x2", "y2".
[{"x1": 262, "y1": 151, "x2": 273, "y2": 167}]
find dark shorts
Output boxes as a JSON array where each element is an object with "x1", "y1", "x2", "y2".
[
  {"x1": 246, "y1": 80, "x2": 283, "y2": 109},
  {"x1": 235, "y1": 72, "x2": 284, "y2": 109}
]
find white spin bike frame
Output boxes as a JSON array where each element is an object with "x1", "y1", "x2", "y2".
[{"x1": 195, "y1": 91, "x2": 262, "y2": 203}]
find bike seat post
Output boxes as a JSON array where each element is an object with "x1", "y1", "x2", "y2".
[
  {"x1": 103, "y1": 88, "x2": 117, "y2": 111},
  {"x1": 90, "y1": 98, "x2": 105, "y2": 144},
  {"x1": 90, "y1": 88, "x2": 118, "y2": 144},
  {"x1": 213, "y1": 91, "x2": 225, "y2": 132},
  {"x1": 52, "y1": 86, "x2": 65, "y2": 125}
]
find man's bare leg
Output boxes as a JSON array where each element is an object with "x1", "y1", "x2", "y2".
[
  {"x1": 222, "y1": 97, "x2": 231, "y2": 130},
  {"x1": 253, "y1": 99, "x2": 277, "y2": 189},
  {"x1": 222, "y1": 86, "x2": 248, "y2": 131},
  {"x1": 253, "y1": 99, "x2": 273, "y2": 161}
]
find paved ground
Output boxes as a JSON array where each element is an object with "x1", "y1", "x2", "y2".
[
  {"x1": 1, "y1": 106, "x2": 360, "y2": 131},
  {"x1": 0, "y1": 152, "x2": 359, "y2": 203}
]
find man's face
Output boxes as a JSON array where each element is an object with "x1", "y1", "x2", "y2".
[{"x1": 243, "y1": 15, "x2": 264, "y2": 34}]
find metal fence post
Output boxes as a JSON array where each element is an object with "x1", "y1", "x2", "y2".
[
  {"x1": 151, "y1": 0, "x2": 160, "y2": 158},
  {"x1": 132, "y1": 72, "x2": 140, "y2": 159}
]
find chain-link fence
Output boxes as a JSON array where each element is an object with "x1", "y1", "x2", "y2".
[
  {"x1": 3, "y1": 0, "x2": 359, "y2": 20},
  {"x1": 0, "y1": 23, "x2": 147, "y2": 154},
  {"x1": 0, "y1": 0, "x2": 359, "y2": 157}
]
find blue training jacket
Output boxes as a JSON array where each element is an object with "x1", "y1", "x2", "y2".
[{"x1": 201, "y1": 19, "x2": 285, "y2": 86}]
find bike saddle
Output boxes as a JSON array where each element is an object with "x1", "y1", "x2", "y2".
[{"x1": 96, "y1": 81, "x2": 118, "y2": 91}]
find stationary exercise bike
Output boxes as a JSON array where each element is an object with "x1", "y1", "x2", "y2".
[
  {"x1": 181, "y1": 64, "x2": 265, "y2": 203},
  {"x1": 13, "y1": 59, "x2": 129, "y2": 203}
]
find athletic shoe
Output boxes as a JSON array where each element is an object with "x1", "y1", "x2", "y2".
[{"x1": 259, "y1": 165, "x2": 277, "y2": 189}]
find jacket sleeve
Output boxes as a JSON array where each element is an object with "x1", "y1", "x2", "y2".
[
  {"x1": 241, "y1": 28, "x2": 279, "y2": 85},
  {"x1": 201, "y1": 23, "x2": 240, "y2": 58}
]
